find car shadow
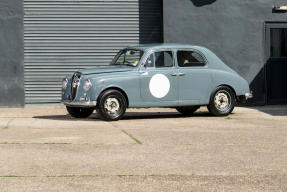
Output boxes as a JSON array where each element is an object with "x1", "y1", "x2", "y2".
[
  {"x1": 247, "y1": 105, "x2": 287, "y2": 116},
  {"x1": 33, "y1": 111, "x2": 216, "y2": 121},
  {"x1": 33, "y1": 114, "x2": 101, "y2": 121},
  {"x1": 190, "y1": 0, "x2": 217, "y2": 7},
  {"x1": 121, "y1": 111, "x2": 215, "y2": 120}
]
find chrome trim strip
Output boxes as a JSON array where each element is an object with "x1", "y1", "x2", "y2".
[
  {"x1": 71, "y1": 72, "x2": 81, "y2": 101},
  {"x1": 62, "y1": 100, "x2": 97, "y2": 107}
]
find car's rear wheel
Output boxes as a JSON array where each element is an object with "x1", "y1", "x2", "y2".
[
  {"x1": 176, "y1": 106, "x2": 200, "y2": 115},
  {"x1": 66, "y1": 106, "x2": 94, "y2": 118},
  {"x1": 96, "y1": 89, "x2": 127, "y2": 121},
  {"x1": 208, "y1": 86, "x2": 235, "y2": 116}
]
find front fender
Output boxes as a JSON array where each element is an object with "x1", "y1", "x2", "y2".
[{"x1": 89, "y1": 72, "x2": 141, "y2": 106}]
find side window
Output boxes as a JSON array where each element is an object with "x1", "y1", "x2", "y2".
[
  {"x1": 154, "y1": 51, "x2": 173, "y2": 68},
  {"x1": 177, "y1": 51, "x2": 206, "y2": 67}
]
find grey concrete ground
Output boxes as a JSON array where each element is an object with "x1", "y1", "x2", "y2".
[{"x1": 0, "y1": 106, "x2": 287, "y2": 191}]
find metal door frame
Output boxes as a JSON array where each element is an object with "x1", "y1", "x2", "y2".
[{"x1": 265, "y1": 22, "x2": 287, "y2": 104}]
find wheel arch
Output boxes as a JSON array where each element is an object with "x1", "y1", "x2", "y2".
[
  {"x1": 209, "y1": 84, "x2": 237, "y2": 103},
  {"x1": 217, "y1": 84, "x2": 237, "y2": 96},
  {"x1": 99, "y1": 87, "x2": 130, "y2": 107}
]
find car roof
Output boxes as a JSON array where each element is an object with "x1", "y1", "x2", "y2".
[
  {"x1": 127, "y1": 43, "x2": 206, "y2": 51},
  {"x1": 127, "y1": 43, "x2": 237, "y2": 74}
]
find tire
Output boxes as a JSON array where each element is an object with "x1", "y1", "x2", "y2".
[
  {"x1": 96, "y1": 89, "x2": 127, "y2": 121},
  {"x1": 176, "y1": 106, "x2": 200, "y2": 115},
  {"x1": 66, "y1": 106, "x2": 94, "y2": 118},
  {"x1": 208, "y1": 86, "x2": 235, "y2": 116}
]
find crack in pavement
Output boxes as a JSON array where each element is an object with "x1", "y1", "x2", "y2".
[
  {"x1": 1, "y1": 174, "x2": 287, "y2": 178},
  {"x1": 0, "y1": 174, "x2": 191, "y2": 178},
  {"x1": 0, "y1": 142, "x2": 72, "y2": 145},
  {"x1": 109, "y1": 122, "x2": 143, "y2": 145},
  {"x1": 1, "y1": 118, "x2": 14, "y2": 129},
  {"x1": 121, "y1": 130, "x2": 142, "y2": 145}
]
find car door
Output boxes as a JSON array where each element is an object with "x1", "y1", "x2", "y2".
[
  {"x1": 176, "y1": 50, "x2": 212, "y2": 105},
  {"x1": 140, "y1": 50, "x2": 179, "y2": 106}
]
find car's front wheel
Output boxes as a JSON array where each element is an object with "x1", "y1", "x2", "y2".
[
  {"x1": 96, "y1": 89, "x2": 127, "y2": 121},
  {"x1": 176, "y1": 106, "x2": 200, "y2": 115},
  {"x1": 66, "y1": 106, "x2": 94, "y2": 118},
  {"x1": 208, "y1": 86, "x2": 235, "y2": 116}
]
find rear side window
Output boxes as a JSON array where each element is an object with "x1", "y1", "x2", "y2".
[{"x1": 177, "y1": 51, "x2": 206, "y2": 67}]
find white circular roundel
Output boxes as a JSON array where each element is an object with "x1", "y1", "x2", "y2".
[{"x1": 149, "y1": 74, "x2": 170, "y2": 98}]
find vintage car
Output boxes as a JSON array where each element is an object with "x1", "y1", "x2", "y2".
[{"x1": 61, "y1": 44, "x2": 252, "y2": 121}]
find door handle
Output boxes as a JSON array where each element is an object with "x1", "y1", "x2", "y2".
[{"x1": 170, "y1": 73, "x2": 185, "y2": 76}]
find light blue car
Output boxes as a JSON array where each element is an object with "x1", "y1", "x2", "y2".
[{"x1": 62, "y1": 44, "x2": 252, "y2": 121}]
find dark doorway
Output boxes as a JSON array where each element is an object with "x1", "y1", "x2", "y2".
[
  {"x1": 266, "y1": 23, "x2": 287, "y2": 105},
  {"x1": 139, "y1": 0, "x2": 163, "y2": 44}
]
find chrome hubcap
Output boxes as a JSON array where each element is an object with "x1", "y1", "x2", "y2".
[
  {"x1": 214, "y1": 91, "x2": 230, "y2": 111},
  {"x1": 104, "y1": 98, "x2": 120, "y2": 114}
]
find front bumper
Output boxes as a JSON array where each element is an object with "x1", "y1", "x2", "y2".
[{"x1": 62, "y1": 100, "x2": 97, "y2": 108}]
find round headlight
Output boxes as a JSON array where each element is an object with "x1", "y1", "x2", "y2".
[
  {"x1": 83, "y1": 79, "x2": 92, "y2": 91},
  {"x1": 62, "y1": 78, "x2": 68, "y2": 90}
]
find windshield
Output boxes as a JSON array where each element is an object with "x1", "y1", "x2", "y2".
[{"x1": 111, "y1": 49, "x2": 144, "y2": 67}]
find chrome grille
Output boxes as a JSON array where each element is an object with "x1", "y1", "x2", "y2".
[{"x1": 71, "y1": 72, "x2": 81, "y2": 101}]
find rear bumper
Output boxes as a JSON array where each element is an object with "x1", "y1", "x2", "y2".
[
  {"x1": 237, "y1": 92, "x2": 253, "y2": 104},
  {"x1": 62, "y1": 100, "x2": 97, "y2": 107},
  {"x1": 245, "y1": 92, "x2": 253, "y2": 100}
]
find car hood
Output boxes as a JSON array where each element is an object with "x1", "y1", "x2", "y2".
[{"x1": 78, "y1": 65, "x2": 135, "y2": 75}]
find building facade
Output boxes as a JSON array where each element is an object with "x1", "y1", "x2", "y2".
[
  {"x1": 1, "y1": 0, "x2": 287, "y2": 106},
  {"x1": 0, "y1": 0, "x2": 162, "y2": 106},
  {"x1": 164, "y1": 0, "x2": 287, "y2": 105}
]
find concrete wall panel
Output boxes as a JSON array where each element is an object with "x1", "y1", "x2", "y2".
[{"x1": 0, "y1": 0, "x2": 24, "y2": 107}]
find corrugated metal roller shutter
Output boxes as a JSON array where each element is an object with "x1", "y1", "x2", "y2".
[{"x1": 24, "y1": 0, "x2": 162, "y2": 104}]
